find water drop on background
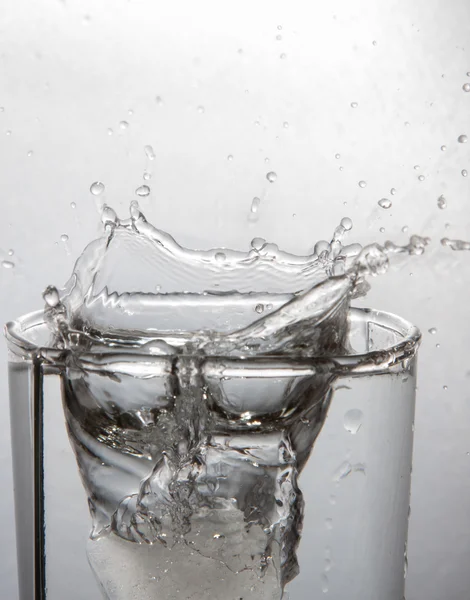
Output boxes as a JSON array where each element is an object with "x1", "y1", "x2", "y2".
[
  {"x1": 458, "y1": 134, "x2": 468, "y2": 143},
  {"x1": 2, "y1": 260, "x2": 14, "y2": 269},
  {"x1": 341, "y1": 217, "x2": 353, "y2": 230},
  {"x1": 418, "y1": 175, "x2": 425, "y2": 181},
  {"x1": 276, "y1": 34, "x2": 282, "y2": 41},
  {"x1": 344, "y1": 409, "x2": 363, "y2": 434},
  {"x1": 70, "y1": 202, "x2": 76, "y2": 209},
  {"x1": 7, "y1": 249, "x2": 14, "y2": 256},
  {"x1": 155, "y1": 96, "x2": 163, "y2": 105},
  {"x1": 437, "y1": 195, "x2": 447, "y2": 209},
  {"x1": 358, "y1": 180, "x2": 367, "y2": 188},
  {"x1": 463, "y1": 83, "x2": 470, "y2": 92},
  {"x1": 428, "y1": 327, "x2": 437, "y2": 335},
  {"x1": 335, "y1": 153, "x2": 340, "y2": 159},
  {"x1": 227, "y1": 155, "x2": 233, "y2": 161},
  {"x1": 350, "y1": 102, "x2": 358, "y2": 108},
  {"x1": 280, "y1": 53, "x2": 287, "y2": 59},
  {"x1": 390, "y1": 188, "x2": 396, "y2": 195},
  {"x1": 255, "y1": 303, "x2": 264, "y2": 314},
  {"x1": 251, "y1": 197, "x2": 261, "y2": 213},
  {"x1": 266, "y1": 171, "x2": 277, "y2": 183},
  {"x1": 378, "y1": 198, "x2": 392, "y2": 209},
  {"x1": 136, "y1": 185, "x2": 150, "y2": 197},
  {"x1": 144, "y1": 145, "x2": 156, "y2": 160},
  {"x1": 143, "y1": 172, "x2": 152, "y2": 181},
  {"x1": 119, "y1": 121, "x2": 129, "y2": 129},
  {"x1": 441, "y1": 145, "x2": 447, "y2": 151},
  {"x1": 462, "y1": 169, "x2": 468, "y2": 177},
  {"x1": 60, "y1": 234, "x2": 69, "y2": 242},
  {"x1": 90, "y1": 181, "x2": 105, "y2": 196}
]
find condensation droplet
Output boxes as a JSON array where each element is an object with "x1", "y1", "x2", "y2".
[
  {"x1": 70, "y1": 202, "x2": 76, "y2": 209},
  {"x1": 251, "y1": 197, "x2": 261, "y2": 213},
  {"x1": 428, "y1": 327, "x2": 437, "y2": 335},
  {"x1": 197, "y1": 105, "x2": 205, "y2": 114},
  {"x1": 350, "y1": 102, "x2": 358, "y2": 108},
  {"x1": 335, "y1": 153, "x2": 340, "y2": 159},
  {"x1": 136, "y1": 185, "x2": 150, "y2": 197},
  {"x1": 441, "y1": 145, "x2": 447, "y2": 151},
  {"x1": 437, "y1": 195, "x2": 447, "y2": 209},
  {"x1": 60, "y1": 234, "x2": 69, "y2": 242},
  {"x1": 144, "y1": 145, "x2": 156, "y2": 160},
  {"x1": 378, "y1": 198, "x2": 392, "y2": 209},
  {"x1": 390, "y1": 188, "x2": 396, "y2": 195},
  {"x1": 90, "y1": 181, "x2": 105, "y2": 195},
  {"x1": 255, "y1": 303, "x2": 264, "y2": 314},
  {"x1": 266, "y1": 171, "x2": 277, "y2": 183},
  {"x1": 358, "y1": 180, "x2": 367, "y2": 188},
  {"x1": 462, "y1": 169, "x2": 468, "y2": 177},
  {"x1": 458, "y1": 134, "x2": 468, "y2": 143},
  {"x1": 341, "y1": 217, "x2": 353, "y2": 231},
  {"x1": 463, "y1": 83, "x2": 470, "y2": 92},
  {"x1": 418, "y1": 175, "x2": 425, "y2": 181},
  {"x1": 215, "y1": 252, "x2": 226, "y2": 263},
  {"x1": 119, "y1": 121, "x2": 129, "y2": 129},
  {"x1": 2, "y1": 260, "x2": 14, "y2": 269},
  {"x1": 344, "y1": 409, "x2": 363, "y2": 434},
  {"x1": 143, "y1": 172, "x2": 152, "y2": 181},
  {"x1": 283, "y1": 121, "x2": 289, "y2": 129}
]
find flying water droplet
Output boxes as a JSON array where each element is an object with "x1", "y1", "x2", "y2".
[
  {"x1": 280, "y1": 53, "x2": 287, "y2": 59},
  {"x1": 60, "y1": 234, "x2": 69, "y2": 242},
  {"x1": 428, "y1": 327, "x2": 437, "y2": 335},
  {"x1": 443, "y1": 385, "x2": 448, "y2": 391},
  {"x1": 2, "y1": 260, "x2": 14, "y2": 269},
  {"x1": 402, "y1": 225, "x2": 409, "y2": 233},
  {"x1": 197, "y1": 105, "x2": 205, "y2": 114},
  {"x1": 283, "y1": 121, "x2": 289, "y2": 129},
  {"x1": 335, "y1": 153, "x2": 340, "y2": 159},
  {"x1": 372, "y1": 40, "x2": 377, "y2": 46},
  {"x1": 462, "y1": 169, "x2": 468, "y2": 177},
  {"x1": 441, "y1": 145, "x2": 447, "y2": 151},
  {"x1": 227, "y1": 155, "x2": 233, "y2": 161},
  {"x1": 90, "y1": 181, "x2": 105, "y2": 196},
  {"x1": 251, "y1": 197, "x2": 261, "y2": 213},
  {"x1": 43, "y1": 285, "x2": 60, "y2": 307},
  {"x1": 463, "y1": 83, "x2": 470, "y2": 92},
  {"x1": 350, "y1": 102, "x2": 358, "y2": 108},
  {"x1": 378, "y1": 198, "x2": 392, "y2": 209},
  {"x1": 27, "y1": 150, "x2": 33, "y2": 157},
  {"x1": 458, "y1": 134, "x2": 468, "y2": 143},
  {"x1": 344, "y1": 409, "x2": 363, "y2": 434},
  {"x1": 255, "y1": 303, "x2": 264, "y2": 314},
  {"x1": 414, "y1": 165, "x2": 420, "y2": 171},
  {"x1": 6, "y1": 130, "x2": 11, "y2": 136},
  {"x1": 136, "y1": 185, "x2": 150, "y2": 197},
  {"x1": 119, "y1": 121, "x2": 129, "y2": 129},
  {"x1": 215, "y1": 252, "x2": 226, "y2": 263},
  {"x1": 266, "y1": 171, "x2": 277, "y2": 183},
  {"x1": 390, "y1": 188, "x2": 396, "y2": 195},
  {"x1": 7, "y1": 249, "x2": 14, "y2": 256},
  {"x1": 155, "y1": 96, "x2": 163, "y2": 106},
  {"x1": 437, "y1": 195, "x2": 447, "y2": 209},
  {"x1": 321, "y1": 573, "x2": 329, "y2": 593},
  {"x1": 70, "y1": 202, "x2": 76, "y2": 209},
  {"x1": 128, "y1": 109, "x2": 134, "y2": 116},
  {"x1": 143, "y1": 172, "x2": 152, "y2": 181},
  {"x1": 379, "y1": 227, "x2": 385, "y2": 233},
  {"x1": 418, "y1": 175, "x2": 425, "y2": 181},
  {"x1": 107, "y1": 128, "x2": 113, "y2": 135},
  {"x1": 144, "y1": 145, "x2": 156, "y2": 160},
  {"x1": 341, "y1": 217, "x2": 353, "y2": 231},
  {"x1": 358, "y1": 180, "x2": 367, "y2": 188}
]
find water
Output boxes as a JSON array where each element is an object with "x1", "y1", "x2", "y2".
[{"x1": 7, "y1": 203, "x2": 424, "y2": 600}]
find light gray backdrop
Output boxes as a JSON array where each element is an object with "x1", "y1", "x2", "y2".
[{"x1": 1, "y1": 0, "x2": 469, "y2": 598}]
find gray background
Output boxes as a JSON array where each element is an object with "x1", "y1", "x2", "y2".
[{"x1": 1, "y1": 0, "x2": 469, "y2": 598}]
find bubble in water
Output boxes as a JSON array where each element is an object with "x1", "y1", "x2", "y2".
[
  {"x1": 378, "y1": 198, "x2": 392, "y2": 209},
  {"x1": 119, "y1": 121, "x2": 129, "y2": 129},
  {"x1": 90, "y1": 181, "x2": 105, "y2": 196},
  {"x1": 251, "y1": 197, "x2": 261, "y2": 213},
  {"x1": 280, "y1": 53, "x2": 287, "y2": 59},
  {"x1": 341, "y1": 217, "x2": 353, "y2": 231},
  {"x1": 215, "y1": 252, "x2": 226, "y2": 263},
  {"x1": 350, "y1": 102, "x2": 358, "y2": 108},
  {"x1": 266, "y1": 171, "x2": 277, "y2": 183},
  {"x1": 155, "y1": 96, "x2": 163, "y2": 105},
  {"x1": 43, "y1": 285, "x2": 60, "y2": 307},
  {"x1": 197, "y1": 105, "x2": 205, "y2": 114},
  {"x1": 2, "y1": 260, "x2": 14, "y2": 269},
  {"x1": 335, "y1": 153, "x2": 340, "y2": 159},
  {"x1": 135, "y1": 185, "x2": 150, "y2": 197},
  {"x1": 60, "y1": 234, "x2": 69, "y2": 242},
  {"x1": 441, "y1": 145, "x2": 447, "y2": 151},
  {"x1": 462, "y1": 169, "x2": 468, "y2": 177},
  {"x1": 70, "y1": 202, "x2": 76, "y2": 209},
  {"x1": 358, "y1": 180, "x2": 367, "y2": 188},
  {"x1": 418, "y1": 175, "x2": 425, "y2": 181},
  {"x1": 344, "y1": 409, "x2": 363, "y2": 434},
  {"x1": 144, "y1": 145, "x2": 156, "y2": 160},
  {"x1": 390, "y1": 188, "x2": 396, "y2": 195},
  {"x1": 283, "y1": 121, "x2": 289, "y2": 129},
  {"x1": 463, "y1": 83, "x2": 470, "y2": 92},
  {"x1": 458, "y1": 134, "x2": 468, "y2": 143},
  {"x1": 255, "y1": 303, "x2": 264, "y2": 314},
  {"x1": 437, "y1": 195, "x2": 447, "y2": 209},
  {"x1": 227, "y1": 155, "x2": 233, "y2": 161},
  {"x1": 143, "y1": 172, "x2": 152, "y2": 181},
  {"x1": 428, "y1": 327, "x2": 437, "y2": 334}
]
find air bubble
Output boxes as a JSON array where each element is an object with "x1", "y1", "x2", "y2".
[
  {"x1": 90, "y1": 181, "x2": 105, "y2": 195},
  {"x1": 340, "y1": 217, "x2": 352, "y2": 231},
  {"x1": 458, "y1": 134, "x2": 468, "y2": 143},
  {"x1": 251, "y1": 197, "x2": 261, "y2": 213},
  {"x1": 358, "y1": 180, "x2": 367, "y2": 188},
  {"x1": 344, "y1": 409, "x2": 363, "y2": 434},
  {"x1": 119, "y1": 121, "x2": 129, "y2": 129},
  {"x1": 378, "y1": 198, "x2": 392, "y2": 209},
  {"x1": 136, "y1": 185, "x2": 150, "y2": 197},
  {"x1": 215, "y1": 252, "x2": 226, "y2": 263},
  {"x1": 350, "y1": 102, "x2": 358, "y2": 108},
  {"x1": 437, "y1": 195, "x2": 447, "y2": 209},
  {"x1": 266, "y1": 171, "x2": 277, "y2": 183},
  {"x1": 2, "y1": 260, "x2": 14, "y2": 269},
  {"x1": 144, "y1": 145, "x2": 156, "y2": 160}
]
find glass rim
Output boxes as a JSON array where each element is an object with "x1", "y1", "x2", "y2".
[{"x1": 5, "y1": 307, "x2": 421, "y2": 378}]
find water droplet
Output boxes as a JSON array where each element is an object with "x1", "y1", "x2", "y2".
[
  {"x1": 325, "y1": 518, "x2": 333, "y2": 530},
  {"x1": 197, "y1": 105, "x2": 205, "y2": 114},
  {"x1": 251, "y1": 197, "x2": 261, "y2": 213},
  {"x1": 335, "y1": 153, "x2": 340, "y2": 159},
  {"x1": 27, "y1": 150, "x2": 33, "y2": 157},
  {"x1": 144, "y1": 145, "x2": 156, "y2": 160},
  {"x1": 283, "y1": 121, "x2": 289, "y2": 129},
  {"x1": 280, "y1": 53, "x2": 287, "y2": 59},
  {"x1": 90, "y1": 181, "x2": 105, "y2": 195},
  {"x1": 404, "y1": 121, "x2": 410, "y2": 127},
  {"x1": 462, "y1": 169, "x2": 468, "y2": 177},
  {"x1": 215, "y1": 252, "x2": 226, "y2": 263},
  {"x1": 437, "y1": 195, "x2": 447, "y2": 209},
  {"x1": 390, "y1": 188, "x2": 396, "y2": 195},
  {"x1": 441, "y1": 145, "x2": 447, "y2": 151},
  {"x1": 136, "y1": 185, "x2": 150, "y2": 197},
  {"x1": 119, "y1": 120, "x2": 129, "y2": 129},
  {"x1": 428, "y1": 327, "x2": 437, "y2": 334},
  {"x1": 101, "y1": 204, "x2": 118, "y2": 228},
  {"x1": 213, "y1": 533, "x2": 224, "y2": 540},
  {"x1": 2, "y1": 260, "x2": 14, "y2": 269},
  {"x1": 321, "y1": 573, "x2": 329, "y2": 593},
  {"x1": 70, "y1": 202, "x2": 76, "y2": 209},
  {"x1": 128, "y1": 109, "x2": 134, "y2": 116},
  {"x1": 458, "y1": 134, "x2": 468, "y2": 143},
  {"x1": 402, "y1": 225, "x2": 409, "y2": 233},
  {"x1": 378, "y1": 198, "x2": 392, "y2": 209},
  {"x1": 266, "y1": 171, "x2": 277, "y2": 183},
  {"x1": 436, "y1": 343, "x2": 440, "y2": 348},
  {"x1": 372, "y1": 40, "x2": 377, "y2": 46},
  {"x1": 227, "y1": 154, "x2": 233, "y2": 161},
  {"x1": 443, "y1": 385, "x2": 448, "y2": 390},
  {"x1": 107, "y1": 128, "x2": 113, "y2": 135},
  {"x1": 379, "y1": 227, "x2": 385, "y2": 233},
  {"x1": 277, "y1": 25, "x2": 282, "y2": 30},
  {"x1": 358, "y1": 180, "x2": 367, "y2": 188},
  {"x1": 6, "y1": 130, "x2": 11, "y2": 136},
  {"x1": 251, "y1": 237, "x2": 265, "y2": 251},
  {"x1": 350, "y1": 102, "x2": 358, "y2": 108},
  {"x1": 60, "y1": 234, "x2": 69, "y2": 242},
  {"x1": 276, "y1": 34, "x2": 282, "y2": 41},
  {"x1": 143, "y1": 172, "x2": 152, "y2": 181},
  {"x1": 339, "y1": 166, "x2": 343, "y2": 171},
  {"x1": 0, "y1": 107, "x2": 3, "y2": 112},
  {"x1": 341, "y1": 217, "x2": 353, "y2": 231},
  {"x1": 414, "y1": 165, "x2": 420, "y2": 171},
  {"x1": 155, "y1": 96, "x2": 163, "y2": 105},
  {"x1": 344, "y1": 409, "x2": 363, "y2": 434},
  {"x1": 43, "y1": 285, "x2": 60, "y2": 307},
  {"x1": 7, "y1": 249, "x2": 14, "y2": 256},
  {"x1": 463, "y1": 83, "x2": 470, "y2": 92},
  {"x1": 255, "y1": 303, "x2": 264, "y2": 314},
  {"x1": 418, "y1": 175, "x2": 425, "y2": 181}
]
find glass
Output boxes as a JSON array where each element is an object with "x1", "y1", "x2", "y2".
[{"x1": 6, "y1": 306, "x2": 419, "y2": 600}]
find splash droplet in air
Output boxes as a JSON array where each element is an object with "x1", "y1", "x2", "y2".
[
  {"x1": 119, "y1": 121, "x2": 129, "y2": 130},
  {"x1": 358, "y1": 181, "x2": 367, "y2": 188},
  {"x1": 441, "y1": 145, "x2": 447, "y2": 151},
  {"x1": 43, "y1": 285, "x2": 60, "y2": 307},
  {"x1": 135, "y1": 185, "x2": 150, "y2": 197},
  {"x1": 441, "y1": 238, "x2": 470, "y2": 251},
  {"x1": 227, "y1": 155, "x2": 233, "y2": 161},
  {"x1": 428, "y1": 327, "x2": 437, "y2": 335},
  {"x1": 143, "y1": 172, "x2": 152, "y2": 181},
  {"x1": 61, "y1": 234, "x2": 69, "y2": 242},
  {"x1": 197, "y1": 106, "x2": 205, "y2": 114},
  {"x1": 335, "y1": 153, "x2": 340, "y2": 159},
  {"x1": 462, "y1": 169, "x2": 468, "y2": 177},
  {"x1": 7, "y1": 249, "x2": 14, "y2": 256},
  {"x1": 70, "y1": 202, "x2": 76, "y2": 209},
  {"x1": 283, "y1": 121, "x2": 289, "y2": 129},
  {"x1": 250, "y1": 197, "x2": 261, "y2": 214},
  {"x1": 344, "y1": 409, "x2": 363, "y2": 434},
  {"x1": 418, "y1": 175, "x2": 425, "y2": 181},
  {"x1": 2, "y1": 260, "x2": 14, "y2": 269},
  {"x1": 266, "y1": 171, "x2": 277, "y2": 183},
  {"x1": 350, "y1": 102, "x2": 358, "y2": 108},
  {"x1": 90, "y1": 182, "x2": 105, "y2": 196},
  {"x1": 155, "y1": 96, "x2": 163, "y2": 106},
  {"x1": 144, "y1": 145, "x2": 156, "y2": 160},
  {"x1": 390, "y1": 188, "x2": 397, "y2": 195},
  {"x1": 463, "y1": 83, "x2": 470, "y2": 92},
  {"x1": 378, "y1": 198, "x2": 392, "y2": 209},
  {"x1": 437, "y1": 195, "x2": 447, "y2": 209},
  {"x1": 458, "y1": 134, "x2": 468, "y2": 144}
]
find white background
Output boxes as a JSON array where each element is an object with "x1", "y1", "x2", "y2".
[{"x1": 0, "y1": 0, "x2": 469, "y2": 598}]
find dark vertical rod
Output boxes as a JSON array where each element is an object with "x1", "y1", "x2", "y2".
[{"x1": 33, "y1": 358, "x2": 46, "y2": 599}]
